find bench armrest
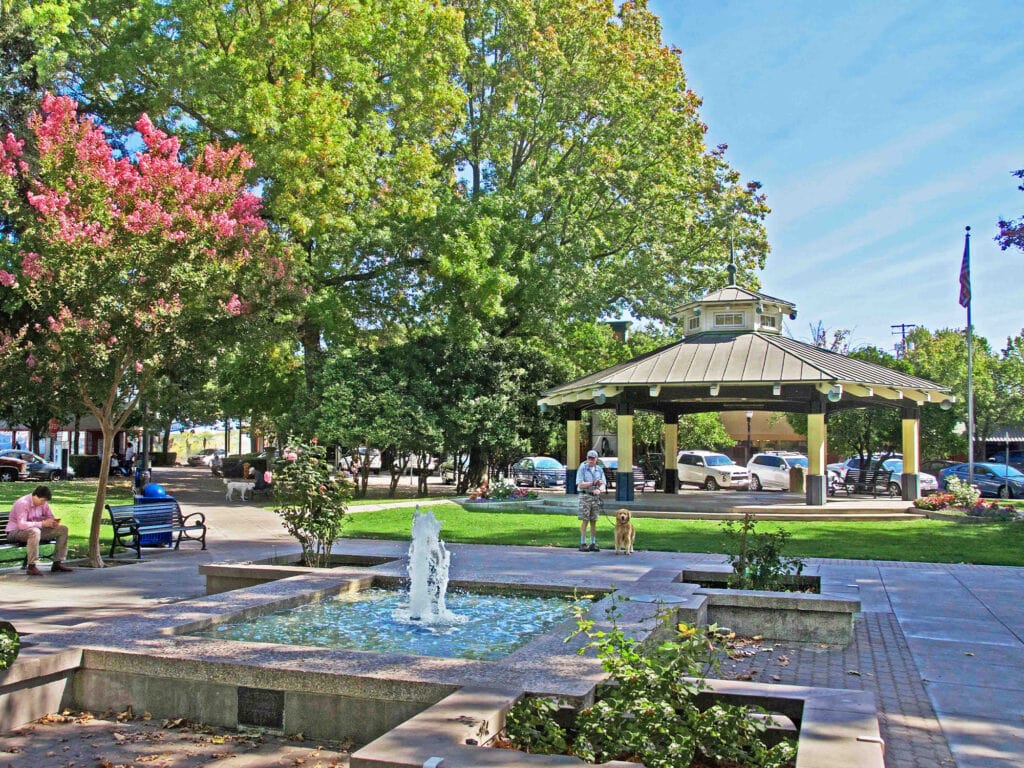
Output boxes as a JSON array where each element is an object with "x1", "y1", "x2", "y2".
[{"x1": 181, "y1": 511, "x2": 206, "y2": 526}]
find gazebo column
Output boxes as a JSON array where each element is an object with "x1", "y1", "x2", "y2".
[
  {"x1": 566, "y1": 411, "x2": 581, "y2": 494},
  {"x1": 663, "y1": 415, "x2": 678, "y2": 494},
  {"x1": 616, "y1": 404, "x2": 634, "y2": 502},
  {"x1": 806, "y1": 404, "x2": 827, "y2": 506},
  {"x1": 901, "y1": 406, "x2": 921, "y2": 501}
]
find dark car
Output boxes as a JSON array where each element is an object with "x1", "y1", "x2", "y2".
[
  {"x1": 0, "y1": 449, "x2": 73, "y2": 480},
  {"x1": 986, "y1": 450, "x2": 1024, "y2": 471},
  {"x1": 216, "y1": 450, "x2": 277, "y2": 478},
  {"x1": 920, "y1": 459, "x2": 959, "y2": 477},
  {"x1": 938, "y1": 462, "x2": 1024, "y2": 499},
  {"x1": 511, "y1": 456, "x2": 565, "y2": 487},
  {"x1": 0, "y1": 455, "x2": 28, "y2": 482}
]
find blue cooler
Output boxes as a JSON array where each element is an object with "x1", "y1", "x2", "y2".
[{"x1": 135, "y1": 485, "x2": 174, "y2": 547}]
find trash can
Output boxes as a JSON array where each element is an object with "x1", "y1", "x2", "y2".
[
  {"x1": 788, "y1": 466, "x2": 806, "y2": 494},
  {"x1": 135, "y1": 487, "x2": 174, "y2": 547}
]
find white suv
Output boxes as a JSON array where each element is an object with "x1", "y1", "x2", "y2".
[
  {"x1": 677, "y1": 450, "x2": 749, "y2": 490},
  {"x1": 747, "y1": 452, "x2": 808, "y2": 491}
]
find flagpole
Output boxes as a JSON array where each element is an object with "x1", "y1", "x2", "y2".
[{"x1": 962, "y1": 226, "x2": 974, "y2": 484}]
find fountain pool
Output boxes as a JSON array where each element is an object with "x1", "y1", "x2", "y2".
[{"x1": 191, "y1": 586, "x2": 586, "y2": 660}]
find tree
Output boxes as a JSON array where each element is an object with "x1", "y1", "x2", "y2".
[
  {"x1": 430, "y1": 0, "x2": 769, "y2": 348},
  {"x1": 996, "y1": 168, "x2": 1024, "y2": 252},
  {"x1": 0, "y1": 94, "x2": 290, "y2": 565}
]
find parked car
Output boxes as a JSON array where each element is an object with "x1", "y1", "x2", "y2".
[
  {"x1": 187, "y1": 448, "x2": 226, "y2": 467},
  {"x1": 439, "y1": 455, "x2": 470, "y2": 484},
  {"x1": 0, "y1": 449, "x2": 73, "y2": 480},
  {"x1": 677, "y1": 450, "x2": 749, "y2": 490},
  {"x1": 938, "y1": 462, "x2": 1024, "y2": 499},
  {"x1": 0, "y1": 454, "x2": 28, "y2": 482},
  {"x1": 337, "y1": 446, "x2": 382, "y2": 474},
  {"x1": 512, "y1": 456, "x2": 565, "y2": 487},
  {"x1": 920, "y1": 458, "x2": 959, "y2": 477},
  {"x1": 216, "y1": 450, "x2": 277, "y2": 478},
  {"x1": 986, "y1": 450, "x2": 1024, "y2": 471},
  {"x1": 746, "y1": 451, "x2": 808, "y2": 491},
  {"x1": 879, "y1": 459, "x2": 938, "y2": 496},
  {"x1": 827, "y1": 454, "x2": 903, "y2": 484}
]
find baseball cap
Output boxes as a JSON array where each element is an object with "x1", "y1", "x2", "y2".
[{"x1": 586, "y1": 450, "x2": 599, "y2": 458}]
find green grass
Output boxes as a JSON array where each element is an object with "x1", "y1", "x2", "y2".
[
  {"x1": 342, "y1": 501, "x2": 1024, "y2": 566},
  {"x1": 4, "y1": 482, "x2": 1023, "y2": 567},
  {"x1": 0, "y1": 481, "x2": 135, "y2": 561}
]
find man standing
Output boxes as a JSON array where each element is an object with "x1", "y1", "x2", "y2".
[
  {"x1": 575, "y1": 450, "x2": 606, "y2": 552},
  {"x1": 123, "y1": 442, "x2": 136, "y2": 471},
  {"x1": 5, "y1": 486, "x2": 73, "y2": 576}
]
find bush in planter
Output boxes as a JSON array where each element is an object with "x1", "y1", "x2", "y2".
[
  {"x1": 0, "y1": 621, "x2": 19, "y2": 670},
  {"x1": 945, "y1": 475, "x2": 980, "y2": 510},
  {"x1": 273, "y1": 437, "x2": 350, "y2": 568},
  {"x1": 722, "y1": 511, "x2": 804, "y2": 591},
  {"x1": 914, "y1": 492, "x2": 955, "y2": 511},
  {"x1": 506, "y1": 604, "x2": 795, "y2": 768}
]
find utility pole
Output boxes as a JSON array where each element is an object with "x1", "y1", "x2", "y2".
[{"x1": 891, "y1": 323, "x2": 917, "y2": 358}]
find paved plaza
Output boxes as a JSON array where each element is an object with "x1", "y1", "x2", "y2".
[{"x1": 1, "y1": 467, "x2": 1022, "y2": 768}]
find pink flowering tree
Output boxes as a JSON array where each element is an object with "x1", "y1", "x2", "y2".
[{"x1": 0, "y1": 95, "x2": 291, "y2": 566}]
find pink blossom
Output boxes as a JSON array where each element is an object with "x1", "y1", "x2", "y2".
[
  {"x1": 25, "y1": 353, "x2": 36, "y2": 368},
  {"x1": 0, "y1": 270, "x2": 16, "y2": 287},
  {"x1": 135, "y1": 361, "x2": 143, "y2": 373},
  {"x1": 284, "y1": 452, "x2": 298, "y2": 462},
  {"x1": 223, "y1": 294, "x2": 243, "y2": 316},
  {"x1": 108, "y1": 336, "x2": 118, "y2": 345},
  {"x1": 20, "y1": 252, "x2": 44, "y2": 280},
  {"x1": 29, "y1": 374, "x2": 42, "y2": 384}
]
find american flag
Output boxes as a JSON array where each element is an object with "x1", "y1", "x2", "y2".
[{"x1": 958, "y1": 227, "x2": 971, "y2": 309}]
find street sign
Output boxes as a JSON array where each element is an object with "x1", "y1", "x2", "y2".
[{"x1": 47, "y1": 418, "x2": 61, "y2": 436}]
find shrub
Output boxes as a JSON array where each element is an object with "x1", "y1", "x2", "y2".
[
  {"x1": 273, "y1": 437, "x2": 350, "y2": 567},
  {"x1": 722, "y1": 511, "x2": 804, "y2": 591},
  {"x1": 944, "y1": 475, "x2": 981, "y2": 510},
  {"x1": 913, "y1": 493, "x2": 955, "y2": 511},
  {"x1": 0, "y1": 621, "x2": 19, "y2": 670},
  {"x1": 506, "y1": 603, "x2": 795, "y2": 768}
]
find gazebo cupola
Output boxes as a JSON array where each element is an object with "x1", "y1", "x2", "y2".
[{"x1": 672, "y1": 274, "x2": 797, "y2": 338}]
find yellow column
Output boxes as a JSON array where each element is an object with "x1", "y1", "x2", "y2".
[
  {"x1": 567, "y1": 417, "x2": 581, "y2": 494},
  {"x1": 617, "y1": 413, "x2": 634, "y2": 501},
  {"x1": 807, "y1": 412, "x2": 827, "y2": 506},
  {"x1": 901, "y1": 415, "x2": 920, "y2": 501},
  {"x1": 901, "y1": 418, "x2": 919, "y2": 472},
  {"x1": 663, "y1": 421, "x2": 678, "y2": 493}
]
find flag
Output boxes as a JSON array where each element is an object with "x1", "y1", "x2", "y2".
[{"x1": 958, "y1": 227, "x2": 971, "y2": 308}]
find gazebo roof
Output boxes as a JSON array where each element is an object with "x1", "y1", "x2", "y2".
[{"x1": 541, "y1": 285, "x2": 950, "y2": 414}]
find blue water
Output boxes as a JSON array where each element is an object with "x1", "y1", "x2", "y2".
[{"x1": 193, "y1": 588, "x2": 585, "y2": 660}]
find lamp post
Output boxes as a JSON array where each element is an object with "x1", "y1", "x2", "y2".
[{"x1": 745, "y1": 411, "x2": 753, "y2": 463}]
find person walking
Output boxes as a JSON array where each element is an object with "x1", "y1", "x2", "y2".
[
  {"x1": 5, "y1": 485, "x2": 73, "y2": 575},
  {"x1": 575, "y1": 450, "x2": 606, "y2": 552}
]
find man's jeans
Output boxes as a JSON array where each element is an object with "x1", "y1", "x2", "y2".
[{"x1": 7, "y1": 525, "x2": 69, "y2": 565}]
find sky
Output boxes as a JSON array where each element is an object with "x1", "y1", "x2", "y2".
[{"x1": 649, "y1": 0, "x2": 1023, "y2": 354}]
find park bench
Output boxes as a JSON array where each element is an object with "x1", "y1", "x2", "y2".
[
  {"x1": 840, "y1": 467, "x2": 895, "y2": 498},
  {"x1": 633, "y1": 466, "x2": 656, "y2": 493},
  {"x1": 0, "y1": 511, "x2": 56, "y2": 567},
  {"x1": 104, "y1": 500, "x2": 207, "y2": 559}
]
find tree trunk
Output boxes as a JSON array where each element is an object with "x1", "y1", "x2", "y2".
[{"x1": 88, "y1": 423, "x2": 116, "y2": 568}]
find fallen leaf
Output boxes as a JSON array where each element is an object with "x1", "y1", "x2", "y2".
[
  {"x1": 847, "y1": 670, "x2": 861, "y2": 676},
  {"x1": 777, "y1": 655, "x2": 790, "y2": 666},
  {"x1": 964, "y1": 652, "x2": 975, "y2": 657},
  {"x1": 771, "y1": 675, "x2": 781, "y2": 681}
]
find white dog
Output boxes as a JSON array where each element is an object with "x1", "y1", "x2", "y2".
[{"x1": 224, "y1": 479, "x2": 255, "y2": 501}]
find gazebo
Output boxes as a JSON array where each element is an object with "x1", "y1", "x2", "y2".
[{"x1": 539, "y1": 278, "x2": 952, "y2": 506}]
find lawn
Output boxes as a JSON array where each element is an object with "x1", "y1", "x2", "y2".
[
  {"x1": 0, "y1": 480, "x2": 135, "y2": 561},
  {"x1": 4, "y1": 482, "x2": 1024, "y2": 567},
  {"x1": 342, "y1": 501, "x2": 1024, "y2": 567}
]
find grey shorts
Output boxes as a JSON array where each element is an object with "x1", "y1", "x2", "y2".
[{"x1": 578, "y1": 493, "x2": 602, "y2": 521}]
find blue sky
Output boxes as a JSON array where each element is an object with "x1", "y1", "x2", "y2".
[{"x1": 650, "y1": 0, "x2": 1023, "y2": 353}]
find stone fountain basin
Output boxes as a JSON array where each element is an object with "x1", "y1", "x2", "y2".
[{"x1": 2, "y1": 548, "x2": 875, "y2": 767}]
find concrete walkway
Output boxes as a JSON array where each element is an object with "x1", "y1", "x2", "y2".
[{"x1": 1, "y1": 468, "x2": 1022, "y2": 768}]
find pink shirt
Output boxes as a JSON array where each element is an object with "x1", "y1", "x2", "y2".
[{"x1": 6, "y1": 493, "x2": 55, "y2": 532}]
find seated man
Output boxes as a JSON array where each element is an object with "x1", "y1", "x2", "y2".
[{"x1": 5, "y1": 485, "x2": 73, "y2": 576}]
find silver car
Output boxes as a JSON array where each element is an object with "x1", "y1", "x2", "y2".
[{"x1": 746, "y1": 452, "x2": 808, "y2": 491}]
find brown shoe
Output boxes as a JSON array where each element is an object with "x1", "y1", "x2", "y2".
[
  {"x1": 50, "y1": 562, "x2": 74, "y2": 573},
  {"x1": 26, "y1": 564, "x2": 44, "y2": 576}
]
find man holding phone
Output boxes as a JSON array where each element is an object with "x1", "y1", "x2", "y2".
[{"x1": 5, "y1": 485, "x2": 73, "y2": 576}]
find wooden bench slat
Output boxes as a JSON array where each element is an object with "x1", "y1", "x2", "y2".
[{"x1": 0, "y1": 511, "x2": 58, "y2": 567}]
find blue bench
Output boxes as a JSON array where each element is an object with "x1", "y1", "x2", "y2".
[{"x1": 104, "y1": 500, "x2": 207, "y2": 559}]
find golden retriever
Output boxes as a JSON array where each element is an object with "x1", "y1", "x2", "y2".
[{"x1": 614, "y1": 508, "x2": 636, "y2": 555}]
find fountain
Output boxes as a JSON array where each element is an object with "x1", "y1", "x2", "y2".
[{"x1": 397, "y1": 507, "x2": 466, "y2": 626}]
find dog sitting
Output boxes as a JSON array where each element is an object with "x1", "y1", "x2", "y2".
[
  {"x1": 614, "y1": 508, "x2": 636, "y2": 556},
  {"x1": 224, "y1": 479, "x2": 255, "y2": 501}
]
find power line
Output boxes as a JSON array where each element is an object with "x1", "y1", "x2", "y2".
[{"x1": 891, "y1": 323, "x2": 917, "y2": 358}]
